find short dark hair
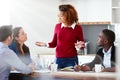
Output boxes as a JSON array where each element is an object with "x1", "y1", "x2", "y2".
[
  {"x1": 0, "y1": 25, "x2": 12, "y2": 41},
  {"x1": 102, "y1": 29, "x2": 115, "y2": 44}
]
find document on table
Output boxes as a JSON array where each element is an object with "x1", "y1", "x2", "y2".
[
  {"x1": 60, "y1": 66, "x2": 74, "y2": 72},
  {"x1": 11, "y1": 70, "x2": 51, "y2": 73},
  {"x1": 10, "y1": 70, "x2": 20, "y2": 73},
  {"x1": 34, "y1": 70, "x2": 51, "y2": 73}
]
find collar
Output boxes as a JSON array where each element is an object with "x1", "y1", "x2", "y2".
[
  {"x1": 102, "y1": 46, "x2": 112, "y2": 55},
  {"x1": 0, "y1": 42, "x2": 8, "y2": 48},
  {"x1": 61, "y1": 23, "x2": 76, "y2": 29}
]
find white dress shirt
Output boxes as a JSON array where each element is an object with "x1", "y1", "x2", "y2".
[
  {"x1": 102, "y1": 46, "x2": 112, "y2": 68},
  {"x1": 61, "y1": 23, "x2": 76, "y2": 29}
]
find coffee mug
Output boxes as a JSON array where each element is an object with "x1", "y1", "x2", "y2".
[
  {"x1": 51, "y1": 63, "x2": 58, "y2": 72},
  {"x1": 95, "y1": 64, "x2": 104, "y2": 72}
]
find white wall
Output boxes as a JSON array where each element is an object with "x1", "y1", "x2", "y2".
[
  {"x1": 11, "y1": 0, "x2": 61, "y2": 57},
  {"x1": 0, "y1": 0, "x2": 10, "y2": 26},
  {"x1": 61, "y1": 0, "x2": 111, "y2": 22}
]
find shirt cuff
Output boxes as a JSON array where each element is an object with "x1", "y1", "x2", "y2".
[{"x1": 46, "y1": 43, "x2": 49, "y2": 47}]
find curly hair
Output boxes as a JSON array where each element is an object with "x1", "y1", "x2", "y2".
[{"x1": 59, "y1": 4, "x2": 78, "y2": 25}]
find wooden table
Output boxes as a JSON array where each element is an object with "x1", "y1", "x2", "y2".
[
  {"x1": 10, "y1": 70, "x2": 116, "y2": 80},
  {"x1": 29, "y1": 71, "x2": 116, "y2": 80}
]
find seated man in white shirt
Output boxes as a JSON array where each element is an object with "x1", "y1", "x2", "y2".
[
  {"x1": 0, "y1": 25, "x2": 33, "y2": 80},
  {"x1": 74, "y1": 29, "x2": 116, "y2": 72}
]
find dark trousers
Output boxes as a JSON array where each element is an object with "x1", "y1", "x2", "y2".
[{"x1": 56, "y1": 56, "x2": 78, "y2": 69}]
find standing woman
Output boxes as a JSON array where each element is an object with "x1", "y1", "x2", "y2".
[
  {"x1": 9, "y1": 27, "x2": 32, "y2": 65},
  {"x1": 36, "y1": 4, "x2": 85, "y2": 69}
]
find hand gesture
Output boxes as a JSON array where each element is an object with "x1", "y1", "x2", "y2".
[
  {"x1": 28, "y1": 63, "x2": 36, "y2": 72},
  {"x1": 75, "y1": 41, "x2": 85, "y2": 49},
  {"x1": 35, "y1": 42, "x2": 47, "y2": 47}
]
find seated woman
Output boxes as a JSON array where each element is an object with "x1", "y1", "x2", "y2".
[
  {"x1": 9, "y1": 27, "x2": 32, "y2": 65},
  {"x1": 9, "y1": 27, "x2": 34, "y2": 80}
]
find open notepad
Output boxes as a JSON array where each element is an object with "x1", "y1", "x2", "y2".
[{"x1": 60, "y1": 66, "x2": 74, "y2": 72}]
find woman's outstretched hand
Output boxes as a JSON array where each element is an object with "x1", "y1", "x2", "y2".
[{"x1": 35, "y1": 42, "x2": 47, "y2": 47}]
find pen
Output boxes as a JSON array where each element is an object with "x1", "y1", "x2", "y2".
[{"x1": 74, "y1": 61, "x2": 77, "y2": 66}]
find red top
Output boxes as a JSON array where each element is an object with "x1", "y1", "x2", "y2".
[{"x1": 48, "y1": 23, "x2": 84, "y2": 58}]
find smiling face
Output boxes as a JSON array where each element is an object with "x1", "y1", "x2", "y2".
[
  {"x1": 15, "y1": 28, "x2": 27, "y2": 43},
  {"x1": 58, "y1": 11, "x2": 66, "y2": 23},
  {"x1": 58, "y1": 4, "x2": 78, "y2": 25}
]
